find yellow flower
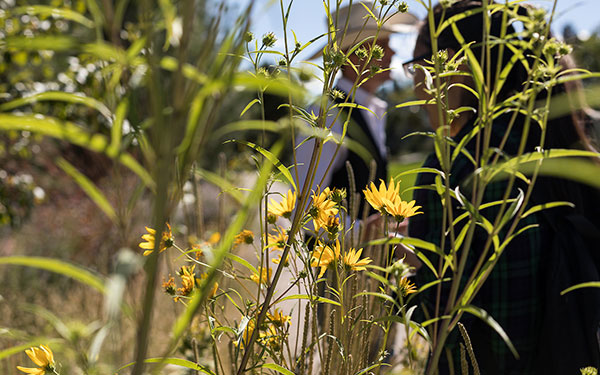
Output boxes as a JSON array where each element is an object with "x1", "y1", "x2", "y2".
[
  {"x1": 268, "y1": 190, "x2": 296, "y2": 219},
  {"x1": 139, "y1": 223, "x2": 174, "y2": 256},
  {"x1": 342, "y1": 248, "x2": 372, "y2": 272},
  {"x1": 310, "y1": 188, "x2": 338, "y2": 231},
  {"x1": 251, "y1": 267, "x2": 272, "y2": 285},
  {"x1": 311, "y1": 240, "x2": 341, "y2": 278},
  {"x1": 17, "y1": 345, "x2": 55, "y2": 375},
  {"x1": 177, "y1": 265, "x2": 196, "y2": 297},
  {"x1": 398, "y1": 277, "x2": 417, "y2": 297},
  {"x1": 385, "y1": 199, "x2": 423, "y2": 222},
  {"x1": 267, "y1": 308, "x2": 291, "y2": 327},
  {"x1": 162, "y1": 276, "x2": 176, "y2": 296},
  {"x1": 234, "y1": 229, "x2": 254, "y2": 245},
  {"x1": 267, "y1": 229, "x2": 288, "y2": 250},
  {"x1": 363, "y1": 178, "x2": 401, "y2": 214},
  {"x1": 208, "y1": 232, "x2": 221, "y2": 244},
  {"x1": 260, "y1": 324, "x2": 280, "y2": 351},
  {"x1": 199, "y1": 272, "x2": 219, "y2": 298}
]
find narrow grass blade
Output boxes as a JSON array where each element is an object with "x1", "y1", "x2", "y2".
[
  {"x1": 0, "y1": 256, "x2": 105, "y2": 293},
  {"x1": 56, "y1": 157, "x2": 118, "y2": 223}
]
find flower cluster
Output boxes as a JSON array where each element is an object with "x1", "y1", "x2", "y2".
[
  {"x1": 363, "y1": 178, "x2": 422, "y2": 222},
  {"x1": 237, "y1": 310, "x2": 291, "y2": 351},
  {"x1": 310, "y1": 239, "x2": 372, "y2": 278},
  {"x1": 309, "y1": 187, "x2": 339, "y2": 232},
  {"x1": 162, "y1": 265, "x2": 219, "y2": 302}
]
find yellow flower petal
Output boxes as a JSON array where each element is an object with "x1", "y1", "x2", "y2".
[{"x1": 16, "y1": 366, "x2": 44, "y2": 375}]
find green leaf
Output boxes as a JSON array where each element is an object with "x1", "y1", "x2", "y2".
[
  {"x1": 240, "y1": 98, "x2": 261, "y2": 117},
  {"x1": 261, "y1": 363, "x2": 294, "y2": 375},
  {"x1": 333, "y1": 102, "x2": 376, "y2": 117},
  {"x1": 0, "y1": 114, "x2": 153, "y2": 188},
  {"x1": 5, "y1": 35, "x2": 77, "y2": 51},
  {"x1": 395, "y1": 99, "x2": 436, "y2": 109},
  {"x1": 56, "y1": 158, "x2": 118, "y2": 223},
  {"x1": 226, "y1": 254, "x2": 258, "y2": 274},
  {"x1": 13, "y1": 6, "x2": 94, "y2": 28},
  {"x1": 229, "y1": 140, "x2": 297, "y2": 191},
  {"x1": 0, "y1": 256, "x2": 105, "y2": 293},
  {"x1": 0, "y1": 92, "x2": 112, "y2": 119},
  {"x1": 116, "y1": 357, "x2": 215, "y2": 374},
  {"x1": 459, "y1": 305, "x2": 519, "y2": 359},
  {"x1": 364, "y1": 236, "x2": 444, "y2": 258},
  {"x1": 521, "y1": 201, "x2": 575, "y2": 218},
  {"x1": 561, "y1": 282, "x2": 600, "y2": 295},
  {"x1": 498, "y1": 188, "x2": 524, "y2": 230},
  {"x1": 108, "y1": 99, "x2": 128, "y2": 157},
  {"x1": 212, "y1": 120, "x2": 283, "y2": 140}
]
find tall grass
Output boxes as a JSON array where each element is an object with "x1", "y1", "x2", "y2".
[{"x1": 1, "y1": 0, "x2": 600, "y2": 374}]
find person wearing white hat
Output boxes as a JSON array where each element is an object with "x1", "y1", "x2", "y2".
[{"x1": 297, "y1": 1, "x2": 418, "y2": 230}]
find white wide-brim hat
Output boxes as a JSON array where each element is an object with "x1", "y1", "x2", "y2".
[{"x1": 308, "y1": 1, "x2": 419, "y2": 60}]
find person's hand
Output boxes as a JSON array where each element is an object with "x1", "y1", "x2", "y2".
[{"x1": 363, "y1": 213, "x2": 383, "y2": 241}]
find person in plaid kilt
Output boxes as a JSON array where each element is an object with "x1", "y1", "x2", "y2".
[{"x1": 405, "y1": 1, "x2": 600, "y2": 373}]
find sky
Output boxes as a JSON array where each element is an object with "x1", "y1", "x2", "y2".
[{"x1": 229, "y1": 0, "x2": 600, "y2": 88}]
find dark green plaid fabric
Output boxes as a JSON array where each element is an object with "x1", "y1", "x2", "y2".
[{"x1": 408, "y1": 118, "x2": 546, "y2": 374}]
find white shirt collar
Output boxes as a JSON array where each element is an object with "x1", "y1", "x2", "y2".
[{"x1": 336, "y1": 77, "x2": 388, "y2": 116}]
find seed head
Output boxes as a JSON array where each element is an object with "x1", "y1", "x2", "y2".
[
  {"x1": 397, "y1": 2, "x2": 408, "y2": 13},
  {"x1": 371, "y1": 44, "x2": 385, "y2": 60},
  {"x1": 262, "y1": 32, "x2": 277, "y2": 48}
]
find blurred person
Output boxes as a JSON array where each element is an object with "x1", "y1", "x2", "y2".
[
  {"x1": 296, "y1": 1, "x2": 418, "y2": 235},
  {"x1": 405, "y1": 1, "x2": 600, "y2": 374}
]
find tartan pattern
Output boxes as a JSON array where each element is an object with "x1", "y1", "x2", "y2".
[{"x1": 409, "y1": 119, "x2": 546, "y2": 374}]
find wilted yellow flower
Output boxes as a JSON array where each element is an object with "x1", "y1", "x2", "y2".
[
  {"x1": 385, "y1": 199, "x2": 423, "y2": 222},
  {"x1": 268, "y1": 190, "x2": 296, "y2": 219},
  {"x1": 267, "y1": 308, "x2": 291, "y2": 327},
  {"x1": 251, "y1": 267, "x2": 272, "y2": 285},
  {"x1": 199, "y1": 272, "x2": 219, "y2": 298},
  {"x1": 17, "y1": 345, "x2": 55, "y2": 375},
  {"x1": 342, "y1": 248, "x2": 372, "y2": 272},
  {"x1": 363, "y1": 178, "x2": 401, "y2": 214},
  {"x1": 398, "y1": 277, "x2": 417, "y2": 297},
  {"x1": 139, "y1": 223, "x2": 174, "y2": 256},
  {"x1": 162, "y1": 276, "x2": 176, "y2": 296},
  {"x1": 311, "y1": 240, "x2": 341, "y2": 278},
  {"x1": 235, "y1": 229, "x2": 254, "y2": 245},
  {"x1": 310, "y1": 187, "x2": 338, "y2": 231},
  {"x1": 191, "y1": 243, "x2": 204, "y2": 260},
  {"x1": 177, "y1": 265, "x2": 196, "y2": 297}
]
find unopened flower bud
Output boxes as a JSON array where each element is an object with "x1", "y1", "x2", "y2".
[{"x1": 243, "y1": 31, "x2": 254, "y2": 43}]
